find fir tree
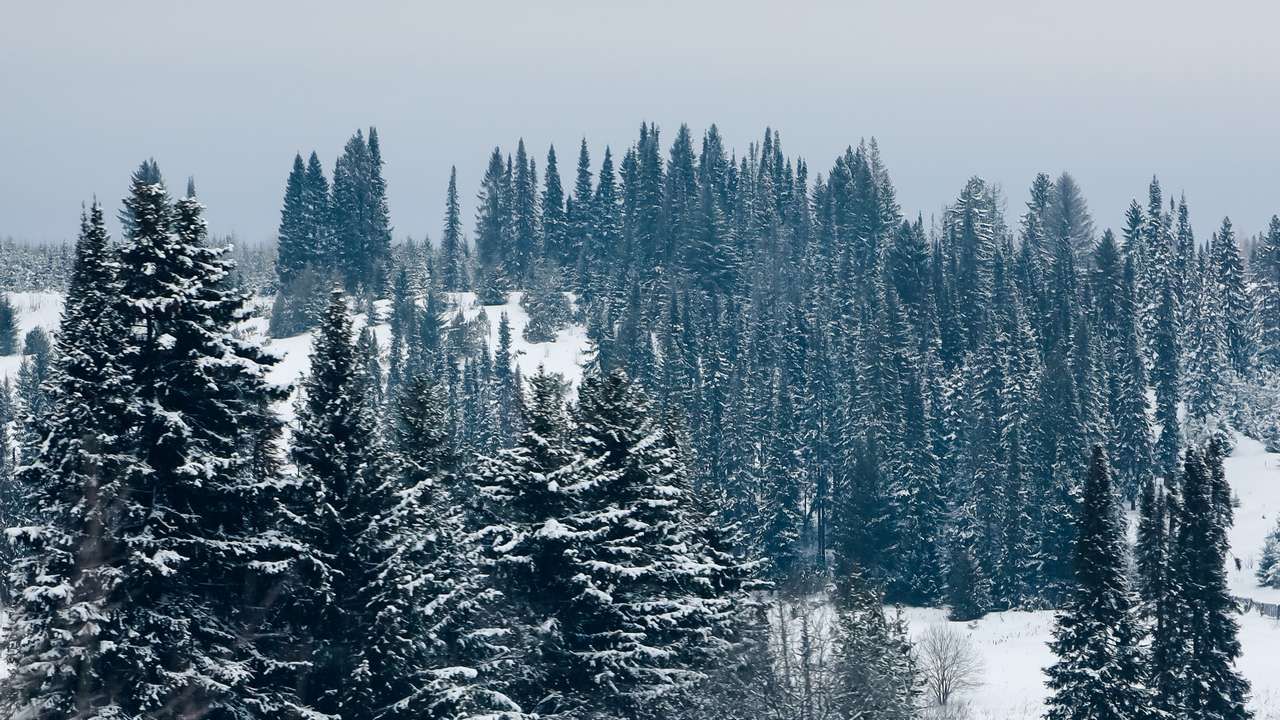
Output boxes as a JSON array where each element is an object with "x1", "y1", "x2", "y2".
[
  {"x1": 0, "y1": 294, "x2": 18, "y2": 355},
  {"x1": 1173, "y1": 448, "x2": 1251, "y2": 720},
  {"x1": 542, "y1": 144, "x2": 568, "y2": 270},
  {"x1": 332, "y1": 128, "x2": 393, "y2": 294},
  {"x1": 276, "y1": 152, "x2": 313, "y2": 287},
  {"x1": 439, "y1": 166, "x2": 468, "y2": 291},
  {"x1": 1044, "y1": 447, "x2": 1153, "y2": 720}
]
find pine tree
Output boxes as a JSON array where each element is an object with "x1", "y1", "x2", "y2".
[
  {"x1": 1174, "y1": 448, "x2": 1252, "y2": 720},
  {"x1": 439, "y1": 166, "x2": 468, "y2": 291},
  {"x1": 2, "y1": 202, "x2": 133, "y2": 718},
  {"x1": 1044, "y1": 447, "x2": 1153, "y2": 720},
  {"x1": 276, "y1": 152, "x2": 313, "y2": 287},
  {"x1": 0, "y1": 294, "x2": 18, "y2": 355},
  {"x1": 542, "y1": 144, "x2": 568, "y2": 270},
  {"x1": 332, "y1": 128, "x2": 393, "y2": 294}
]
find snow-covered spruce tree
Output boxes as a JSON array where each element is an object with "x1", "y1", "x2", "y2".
[
  {"x1": 1147, "y1": 477, "x2": 1190, "y2": 717},
  {"x1": 1210, "y1": 217, "x2": 1257, "y2": 378},
  {"x1": 2, "y1": 201, "x2": 133, "y2": 718},
  {"x1": 1152, "y1": 282, "x2": 1182, "y2": 481},
  {"x1": 1172, "y1": 447, "x2": 1251, "y2": 720},
  {"x1": 287, "y1": 290, "x2": 508, "y2": 720},
  {"x1": 0, "y1": 294, "x2": 18, "y2": 355},
  {"x1": 1255, "y1": 216, "x2": 1280, "y2": 369},
  {"x1": 1044, "y1": 446, "x2": 1153, "y2": 720},
  {"x1": 114, "y1": 186, "x2": 297, "y2": 716},
  {"x1": 1257, "y1": 516, "x2": 1280, "y2": 588},
  {"x1": 387, "y1": 371, "x2": 517, "y2": 718},
  {"x1": 5, "y1": 179, "x2": 301, "y2": 718},
  {"x1": 830, "y1": 571, "x2": 920, "y2": 720},
  {"x1": 570, "y1": 369, "x2": 742, "y2": 718},
  {"x1": 332, "y1": 128, "x2": 392, "y2": 295},
  {"x1": 520, "y1": 261, "x2": 571, "y2": 343},
  {"x1": 276, "y1": 152, "x2": 313, "y2": 288},
  {"x1": 1110, "y1": 255, "x2": 1154, "y2": 504},
  {"x1": 15, "y1": 326, "x2": 54, "y2": 462},
  {"x1": 1183, "y1": 253, "x2": 1228, "y2": 443},
  {"x1": 472, "y1": 369, "x2": 585, "y2": 718},
  {"x1": 439, "y1": 166, "x2": 468, "y2": 292},
  {"x1": 541, "y1": 145, "x2": 568, "y2": 272}
]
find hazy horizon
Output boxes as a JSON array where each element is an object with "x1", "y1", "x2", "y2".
[{"x1": 4, "y1": 0, "x2": 1279, "y2": 246}]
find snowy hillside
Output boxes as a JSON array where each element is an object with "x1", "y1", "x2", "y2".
[
  {"x1": 0, "y1": 291, "x2": 63, "y2": 382},
  {"x1": 904, "y1": 434, "x2": 1280, "y2": 718},
  {"x1": 2, "y1": 289, "x2": 589, "y2": 421},
  {"x1": 240, "y1": 290, "x2": 589, "y2": 419}
]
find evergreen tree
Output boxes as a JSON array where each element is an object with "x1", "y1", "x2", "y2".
[
  {"x1": 0, "y1": 294, "x2": 18, "y2": 355},
  {"x1": 1152, "y1": 282, "x2": 1182, "y2": 481},
  {"x1": 1173, "y1": 448, "x2": 1251, "y2": 720},
  {"x1": 520, "y1": 262, "x2": 571, "y2": 343},
  {"x1": 276, "y1": 152, "x2": 313, "y2": 287},
  {"x1": 1044, "y1": 447, "x2": 1152, "y2": 720},
  {"x1": 472, "y1": 370, "x2": 585, "y2": 717},
  {"x1": 542, "y1": 145, "x2": 568, "y2": 270},
  {"x1": 438, "y1": 166, "x2": 468, "y2": 291},
  {"x1": 1254, "y1": 216, "x2": 1280, "y2": 368},
  {"x1": 332, "y1": 128, "x2": 393, "y2": 294},
  {"x1": 830, "y1": 571, "x2": 920, "y2": 720},
  {"x1": 2, "y1": 202, "x2": 133, "y2": 718},
  {"x1": 1210, "y1": 217, "x2": 1257, "y2": 377},
  {"x1": 6, "y1": 179, "x2": 300, "y2": 717}
]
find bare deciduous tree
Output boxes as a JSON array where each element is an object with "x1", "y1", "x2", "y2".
[{"x1": 917, "y1": 624, "x2": 983, "y2": 707}]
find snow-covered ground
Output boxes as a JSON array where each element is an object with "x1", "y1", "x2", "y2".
[
  {"x1": 237, "y1": 290, "x2": 590, "y2": 421},
  {"x1": 7, "y1": 288, "x2": 1280, "y2": 715},
  {"x1": 905, "y1": 435, "x2": 1280, "y2": 718},
  {"x1": 2, "y1": 290, "x2": 590, "y2": 400},
  {"x1": 0, "y1": 291, "x2": 64, "y2": 383}
]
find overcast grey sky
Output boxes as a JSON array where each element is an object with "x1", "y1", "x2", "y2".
[{"x1": 3, "y1": 0, "x2": 1278, "y2": 246}]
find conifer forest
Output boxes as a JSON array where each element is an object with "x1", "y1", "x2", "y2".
[{"x1": 5, "y1": 5, "x2": 1280, "y2": 719}]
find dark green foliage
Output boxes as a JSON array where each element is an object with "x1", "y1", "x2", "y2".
[
  {"x1": 520, "y1": 262, "x2": 570, "y2": 343},
  {"x1": 1044, "y1": 447, "x2": 1153, "y2": 720},
  {"x1": 0, "y1": 295, "x2": 18, "y2": 355},
  {"x1": 332, "y1": 127, "x2": 392, "y2": 294},
  {"x1": 268, "y1": 262, "x2": 332, "y2": 337}
]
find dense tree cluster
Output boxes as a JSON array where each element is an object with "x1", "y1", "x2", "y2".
[
  {"x1": 271, "y1": 128, "x2": 393, "y2": 334},
  {"x1": 384, "y1": 124, "x2": 1274, "y2": 620},
  {"x1": 0, "y1": 158, "x2": 788, "y2": 720},
  {"x1": 4, "y1": 119, "x2": 1278, "y2": 718}
]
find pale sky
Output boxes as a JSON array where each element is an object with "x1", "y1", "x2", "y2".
[{"x1": 3, "y1": 0, "x2": 1278, "y2": 246}]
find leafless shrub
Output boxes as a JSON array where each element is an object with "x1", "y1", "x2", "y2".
[{"x1": 917, "y1": 624, "x2": 983, "y2": 706}]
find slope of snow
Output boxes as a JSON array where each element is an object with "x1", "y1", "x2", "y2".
[
  {"x1": 3, "y1": 290, "x2": 591, "y2": 414},
  {"x1": 915, "y1": 433, "x2": 1280, "y2": 718},
  {"x1": 1225, "y1": 434, "x2": 1280, "y2": 602},
  {"x1": 906, "y1": 606, "x2": 1280, "y2": 719},
  {"x1": 448, "y1": 291, "x2": 590, "y2": 387},
  {"x1": 0, "y1": 292, "x2": 65, "y2": 384}
]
